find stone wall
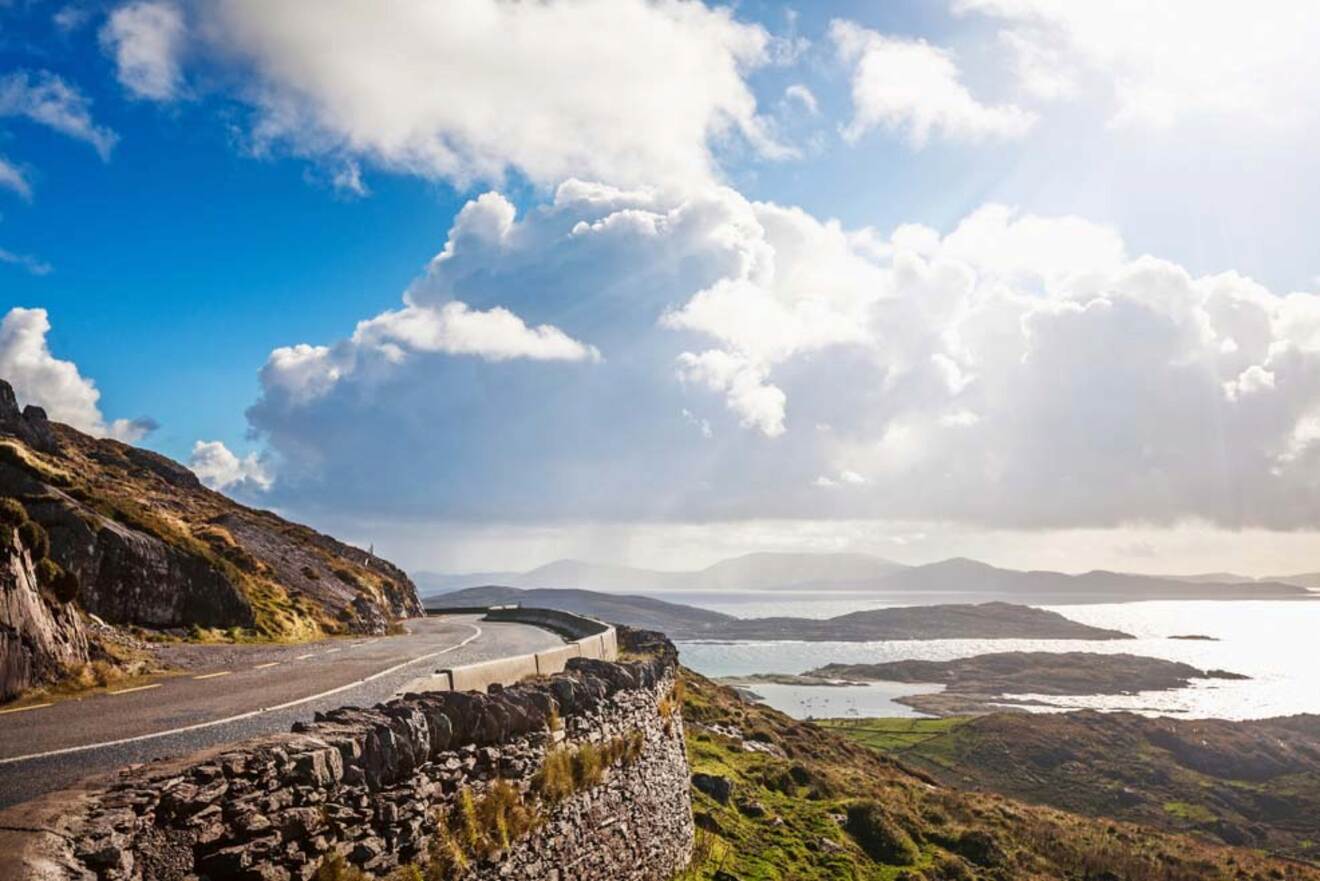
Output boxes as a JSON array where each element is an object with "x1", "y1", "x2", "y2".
[{"x1": 0, "y1": 629, "x2": 693, "y2": 881}]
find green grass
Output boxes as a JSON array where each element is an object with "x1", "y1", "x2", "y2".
[
  {"x1": 1163, "y1": 801, "x2": 1217, "y2": 824},
  {"x1": 676, "y1": 670, "x2": 1319, "y2": 881},
  {"x1": 817, "y1": 717, "x2": 971, "y2": 752}
]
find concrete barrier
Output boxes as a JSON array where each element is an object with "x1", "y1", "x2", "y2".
[
  {"x1": 447, "y1": 652, "x2": 540, "y2": 693},
  {"x1": 425, "y1": 605, "x2": 618, "y2": 694},
  {"x1": 533, "y1": 644, "x2": 580, "y2": 676}
]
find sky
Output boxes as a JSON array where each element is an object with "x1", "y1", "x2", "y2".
[{"x1": 3, "y1": 0, "x2": 1320, "y2": 577}]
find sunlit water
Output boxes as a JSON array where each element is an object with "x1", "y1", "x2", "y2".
[{"x1": 674, "y1": 595, "x2": 1320, "y2": 720}]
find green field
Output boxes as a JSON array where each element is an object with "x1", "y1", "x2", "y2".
[{"x1": 816, "y1": 716, "x2": 970, "y2": 752}]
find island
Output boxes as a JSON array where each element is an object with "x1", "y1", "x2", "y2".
[{"x1": 806, "y1": 651, "x2": 1249, "y2": 716}]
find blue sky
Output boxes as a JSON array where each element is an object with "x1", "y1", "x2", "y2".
[{"x1": 4, "y1": 0, "x2": 1320, "y2": 575}]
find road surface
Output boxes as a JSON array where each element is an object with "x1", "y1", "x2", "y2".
[{"x1": 0, "y1": 615, "x2": 563, "y2": 808}]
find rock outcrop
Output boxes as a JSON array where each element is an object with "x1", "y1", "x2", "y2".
[
  {"x1": 0, "y1": 628, "x2": 693, "y2": 881},
  {"x1": 0, "y1": 522, "x2": 89, "y2": 701},
  {"x1": 0, "y1": 378, "x2": 421, "y2": 638}
]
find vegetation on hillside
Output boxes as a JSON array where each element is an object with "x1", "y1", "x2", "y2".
[
  {"x1": 677, "y1": 669, "x2": 1320, "y2": 880},
  {"x1": 830, "y1": 711, "x2": 1320, "y2": 863},
  {"x1": 1, "y1": 421, "x2": 419, "y2": 640}
]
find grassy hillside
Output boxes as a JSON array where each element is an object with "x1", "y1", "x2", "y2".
[
  {"x1": 678, "y1": 670, "x2": 1320, "y2": 880},
  {"x1": 826, "y1": 711, "x2": 1320, "y2": 863},
  {"x1": 0, "y1": 399, "x2": 420, "y2": 641}
]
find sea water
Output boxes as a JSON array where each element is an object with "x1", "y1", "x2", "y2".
[{"x1": 674, "y1": 596, "x2": 1320, "y2": 720}]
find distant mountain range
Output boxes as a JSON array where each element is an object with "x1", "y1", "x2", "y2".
[
  {"x1": 416, "y1": 552, "x2": 905, "y2": 594},
  {"x1": 417, "y1": 552, "x2": 1315, "y2": 602}
]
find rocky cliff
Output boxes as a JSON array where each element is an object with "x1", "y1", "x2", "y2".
[
  {"x1": 0, "y1": 514, "x2": 90, "y2": 701},
  {"x1": 0, "y1": 379, "x2": 421, "y2": 640}
]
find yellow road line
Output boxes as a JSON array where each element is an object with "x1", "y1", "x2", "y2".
[
  {"x1": 108, "y1": 684, "x2": 161, "y2": 696},
  {"x1": 193, "y1": 671, "x2": 232, "y2": 681},
  {"x1": 0, "y1": 702, "x2": 52, "y2": 715},
  {"x1": 253, "y1": 662, "x2": 280, "y2": 670}
]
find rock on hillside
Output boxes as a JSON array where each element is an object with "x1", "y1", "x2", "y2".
[
  {"x1": 0, "y1": 508, "x2": 89, "y2": 701},
  {"x1": 0, "y1": 379, "x2": 420, "y2": 639}
]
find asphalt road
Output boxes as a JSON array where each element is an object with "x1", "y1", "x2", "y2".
[{"x1": 0, "y1": 615, "x2": 564, "y2": 808}]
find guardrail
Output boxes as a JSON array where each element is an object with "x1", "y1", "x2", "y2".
[{"x1": 422, "y1": 605, "x2": 618, "y2": 694}]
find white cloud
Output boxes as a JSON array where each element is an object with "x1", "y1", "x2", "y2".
[
  {"x1": 193, "y1": 0, "x2": 788, "y2": 191},
  {"x1": 53, "y1": 5, "x2": 94, "y2": 33},
  {"x1": 256, "y1": 194, "x2": 600, "y2": 411},
  {"x1": 783, "y1": 83, "x2": 819, "y2": 115},
  {"x1": 0, "y1": 248, "x2": 52, "y2": 276},
  {"x1": 189, "y1": 440, "x2": 272, "y2": 491},
  {"x1": 239, "y1": 181, "x2": 1320, "y2": 531},
  {"x1": 0, "y1": 71, "x2": 118, "y2": 160},
  {"x1": 101, "y1": 1, "x2": 187, "y2": 101},
  {"x1": 0, "y1": 307, "x2": 155, "y2": 440},
  {"x1": 956, "y1": 0, "x2": 1320, "y2": 130},
  {"x1": 0, "y1": 156, "x2": 32, "y2": 200},
  {"x1": 831, "y1": 19, "x2": 1035, "y2": 147},
  {"x1": 355, "y1": 302, "x2": 603, "y2": 366},
  {"x1": 677, "y1": 349, "x2": 786, "y2": 437}
]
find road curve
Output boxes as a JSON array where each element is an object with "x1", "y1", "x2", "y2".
[{"x1": 0, "y1": 615, "x2": 563, "y2": 808}]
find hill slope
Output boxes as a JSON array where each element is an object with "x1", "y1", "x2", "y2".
[
  {"x1": 431, "y1": 585, "x2": 736, "y2": 634},
  {"x1": 430, "y1": 587, "x2": 1130, "y2": 642},
  {"x1": 0, "y1": 380, "x2": 420, "y2": 640},
  {"x1": 679, "y1": 669, "x2": 1319, "y2": 880},
  {"x1": 830, "y1": 711, "x2": 1320, "y2": 862}
]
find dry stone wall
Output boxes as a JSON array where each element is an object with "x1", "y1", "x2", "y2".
[{"x1": 1, "y1": 629, "x2": 692, "y2": 881}]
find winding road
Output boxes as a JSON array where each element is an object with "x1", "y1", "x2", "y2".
[{"x1": 0, "y1": 615, "x2": 563, "y2": 808}]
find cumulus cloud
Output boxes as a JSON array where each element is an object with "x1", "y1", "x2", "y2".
[
  {"x1": 677, "y1": 350, "x2": 786, "y2": 437},
  {"x1": 0, "y1": 307, "x2": 155, "y2": 440},
  {"x1": 956, "y1": 0, "x2": 1320, "y2": 130},
  {"x1": 0, "y1": 71, "x2": 118, "y2": 160},
  {"x1": 239, "y1": 182, "x2": 1320, "y2": 531},
  {"x1": 186, "y1": 0, "x2": 787, "y2": 191},
  {"x1": 100, "y1": 0, "x2": 187, "y2": 101},
  {"x1": 831, "y1": 19, "x2": 1035, "y2": 147},
  {"x1": 189, "y1": 440, "x2": 272, "y2": 491}
]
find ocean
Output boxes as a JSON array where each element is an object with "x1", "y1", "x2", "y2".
[{"x1": 670, "y1": 593, "x2": 1320, "y2": 721}]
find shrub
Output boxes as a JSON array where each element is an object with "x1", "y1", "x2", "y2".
[
  {"x1": 430, "y1": 782, "x2": 539, "y2": 871},
  {"x1": 0, "y1": 496, "x2": 28, "y2": 528},
  {"x1": 571, "y1": 742, "x2": 604, "y2": 789},
  {"x1": 846, "y1": 801, "x2": 922, "y2": 866},
  {"x1": 50, "y1": 566, "x2": 80, "y2": 604},
  {"x1": 532, "y1": 747, "x2": 575, "y2": 804},
  {"x1": 18, "y1": 519, "x2": 49, "y2": 560},
  {"x1": 36, "y1": 558, "x2": 61, "y2": 589}
]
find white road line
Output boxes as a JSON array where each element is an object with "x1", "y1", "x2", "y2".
[
  {"x1": 0, "y1": 702, "x2": 52, "y2": 715},
  {"x1": 253, "y1": 662, "x2": 280, "y2": 670},
  {"x1": 0, "y1": 624, "x2": 484, "y2": 766},
  {"x1": 296, "y1": 653, "x2": 316, "y2": 660},
  {"x1": 193, "y1": 671, "x2": 232, "y2": 681},
  {"x1": 323, "y1": 648, "x2": 341, "y2": 655},
  {"x1": 108, "y1": 684, "x2": 161, "y2": 696}
]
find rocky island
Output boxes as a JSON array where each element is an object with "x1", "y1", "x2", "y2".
[{"x1": 807, "y1": 651, "x2": 1248, "y2": 715}]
